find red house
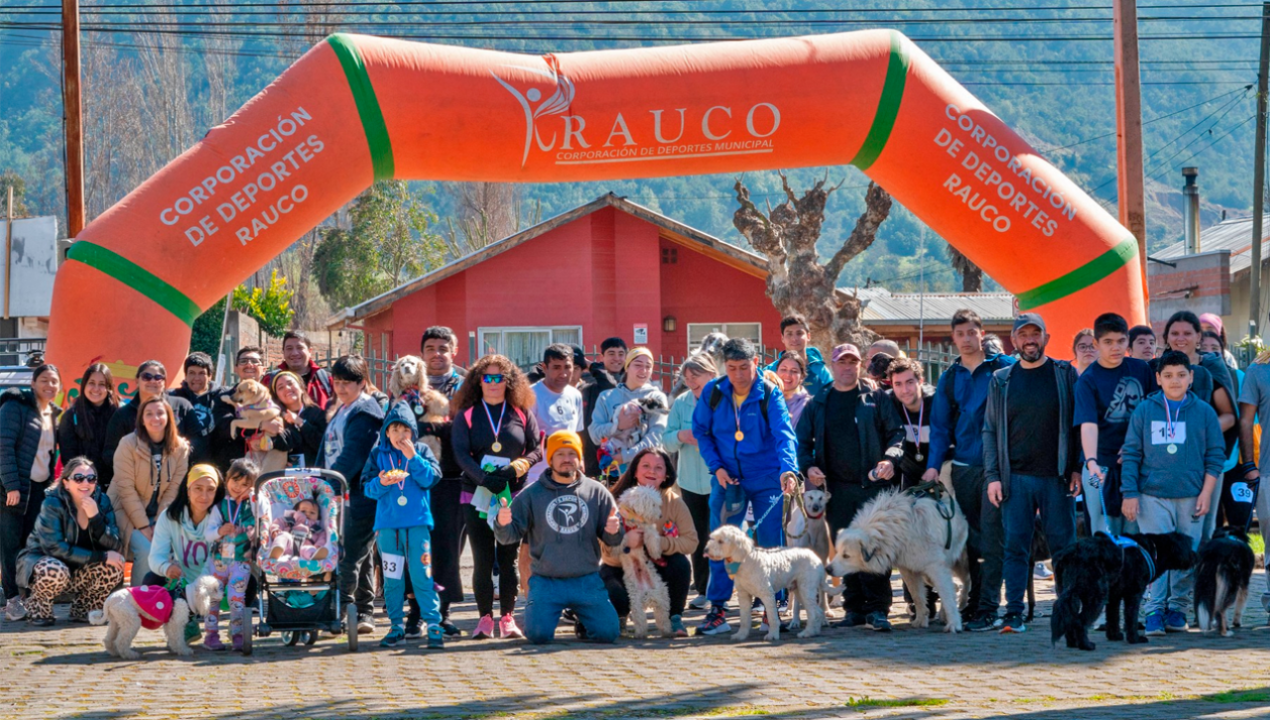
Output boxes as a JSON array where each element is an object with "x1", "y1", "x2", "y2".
[{"x1": 328, "y1": 194, "x2": 787, "y2": 369}]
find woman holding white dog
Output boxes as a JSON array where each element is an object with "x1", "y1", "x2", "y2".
[
  {"x1": 662, "y1": 355, "x2": 716, "y2": 610},
  {"x1": 108, "y1": 397, "x2": 191, "y2": 586},
  {"x1": 589, "y1": 348, "x2": 669, "y2": 480},
  {"x1": 17, "y1": 458, "x2": 125, "y2": 626},
  {"x1": 601, "y1": 448, "x2": 697, "y2": 637}
]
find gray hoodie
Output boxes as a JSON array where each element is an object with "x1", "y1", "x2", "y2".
[
  {"x1": 492, "y1": 470, "x2": 623, "y2": 578},
  {"x1": 587, "y1": 383, "x2": 669, "y2": 464},
  {"x1": 1121, "y1": 390, "x2": 1225, "y2": 500}
]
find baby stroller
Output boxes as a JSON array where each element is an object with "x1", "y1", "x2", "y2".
[{"x1": 247, "y1": 468, "x2": 357, "y2": 653}]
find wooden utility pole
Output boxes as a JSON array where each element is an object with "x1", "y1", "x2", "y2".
[
  {"x1": 62, "y1": 0, "x2": 85, "y2": 238},
  {"x1": 1251, "y1": 1, "x2": 1270, "y2": 338},
  {"x1": 1113, "y1": 0, "x2": 1147, "y2": 286}
]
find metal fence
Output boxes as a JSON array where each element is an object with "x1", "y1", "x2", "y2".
[{"x1": 0, "y1": 337, "x2": 46, "y2": 367}]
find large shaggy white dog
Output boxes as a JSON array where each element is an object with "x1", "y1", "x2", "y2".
[
  {"x1": 90, "y1": 576, "x2": 222, "y2": 659},
  {"x1": 704, "y1": 525, "x2": 840, "y2": 641},
  {"x1": 830, "y1": 488, "x2": 969, "y2": 633},
  {"x1": 617, "y1": 486, "x2": 672, "y2": 639}
]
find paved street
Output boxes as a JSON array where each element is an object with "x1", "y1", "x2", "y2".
[{"x1": 5, "y1": 564, "x2": 1270, "y2": 720}]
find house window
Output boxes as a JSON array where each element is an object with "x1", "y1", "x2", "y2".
[
  {"x1": 686, "y1": 322, "x2": 761, "y2": 351},
  {"x1": 662, "y1": 247, "x2": 678, "y2": 264},
  {"x1": 477, "y1": 326, "x2": 583, "y2": 368}
]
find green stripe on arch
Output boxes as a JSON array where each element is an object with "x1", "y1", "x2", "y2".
[
  {"x1": 1015, "y1": 238, "x2": 1139, "y2": 311},
  {"x1": 327, "y1": 33, "x2": 395, "y2": 181},
  {"x1": 66, "y1": 241, "x2": 202, "y2": 327},
  {"x1": 850, "y1": 31, "x2": 910, "y2": 171}
]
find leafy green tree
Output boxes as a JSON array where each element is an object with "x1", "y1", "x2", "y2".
[
  {"x1": 0, "y1": 171, "x2": 29, "y2": 216},
  {"x1": 190, "y1": 296, "x2": 226, "y2": 359},
  {"x1": 232, "y1": 270, "x2": 295, "y2": 337}
]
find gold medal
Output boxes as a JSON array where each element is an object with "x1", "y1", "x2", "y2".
[
  {"x1": 492, "y1": 441, "x2": 503, "y2": 453},
  {"x1": 735, "y1": 430, "x2": 745, "y2": 442}
]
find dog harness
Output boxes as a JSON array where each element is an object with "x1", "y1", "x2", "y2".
[
  {"x1": 903, "y1": 480, "x2": 956, "y2": 550},
  {"x1": 1110, "y1": 534, "x2": 1157, "y2": 581},
  {"x1": 128, "y1": 585, "x2": 175, "y2": 630}
]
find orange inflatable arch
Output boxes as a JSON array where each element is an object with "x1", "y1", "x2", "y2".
[{"x1": 47, "y1": 30, "x2": 1146, "y2": 387}]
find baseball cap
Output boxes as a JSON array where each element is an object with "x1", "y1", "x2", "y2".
[
  {"x1": 831, "y1": 343, "x2": 862, "y2": 363},
  {"x1": 569, "y1": 344, "x2": 587, "y2": 368},
  {"x1": 1013, "y1": 312, "x2": 1047, "y2": 334}
]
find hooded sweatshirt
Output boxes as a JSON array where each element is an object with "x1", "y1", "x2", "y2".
[
  {"x1": 361, "y1": 401, "x2": 442, "y2": 531},
  {"x1": 764, "y1": 346, "x2": 833, "y2": 397},
  {"x1": 149, "y1": 507, "x2": 215, "y2": 584},
  {"x1": 588, "y1": 382, "x2": 669, "y2": 465},
  {"x1": 492, "y1": 469, "x2": 623, "y2": 579},
  {"x1": 1121, "y1": 390, "x2": 1226, "y2": 500}
]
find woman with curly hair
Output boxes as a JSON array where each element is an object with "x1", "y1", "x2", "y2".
[{"x1": 450, "y1": 354, "x2": 542, "y2": 639}]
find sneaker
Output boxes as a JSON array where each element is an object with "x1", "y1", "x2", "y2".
[
  {"x1": 204, "y1": 633, "x2": 227, "y2": 651},
  {"x1": 439, "y1": 619, "x2": 463, "y2": 637},
  {"x1": 1033, "y1": 562, "x2": 1053, "y2": 580},
  {"x1": 758, "y1": 611, "x2": 791, "y2": 634},
  {"x1": 966, "y1": 612, "x2": 1000, "y2": 632},
  {"x1": 473, "y1": 614, "x2": 496, "y2": 640},
  {"x1": 4, "y1": 597, "x2": 27, "y2": 622},
  {"x1": 998, "y1": 613, "x2": 1027, "y2": 634},
  {"x1": 834, "y1": 611, "x2": 868, "y2": 628},
  {"x1": 380, "y1": 627, "x2": 406, "y2": 648},
  {"x1": 562, "y1": 608, "x2": 578, "y2": 624},
  {"x1": 670, "y1": 614, "x2": 688, "y2": 638},
  {"x1": 1165, "y1": 609, "x2": 1189, "y2": 633},
  {"x1": 499, "y1": 614, "x2": 524, "y2": 639},
  {"x1": 574, "y1": 620, "x2": 589, "y2": 640},
  {"x1": 29, "y1": 616, "x2": 54, "y2": 627},
  {"x1": 357, "y1": 614, "x2": 375, "y2": 635},
  {"x1": 1144, "y1": 611, "x2": 1166, "y2": 636},
  {"x1": 697, "y1": 606, "x2": 731, "y2": 636},
  {"x1": 866, "y1": 611, "x2": 892, "y2": 632},
  {"x1": 426, "y1": 626, "x2": 445, "y2": 650},
  {"x1": 404, "y1": 623, "x2": 423, "y2": 640},
  {"x1": 689, "y1": 595, "x2": 711, "y2": 611}
]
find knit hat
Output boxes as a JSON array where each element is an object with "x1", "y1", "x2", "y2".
[
  {"x1": 624, "y1": 347, "x2": 654, "y2": 371},
  {"x1": 187, "y1": 463, "x2": 220, "y2": 487},
  {"x1": 546, "y1": 430, "x2": 584, "y2": 462},
  {"x1": 1199, "y1": 312, "x2": 1224, "y2": 335}
]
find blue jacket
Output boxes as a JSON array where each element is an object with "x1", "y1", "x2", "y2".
[
  {"x1": 927, "y1": 352, "x2": 1016, "y2": 470},
  {"x1": 362, "y1": 402, "x2": 442, "y2": 531},
  {"x1": 765, "y1": 346, "x2": 833, "y2": 398},
  {"x1": 692, "y1": 374, "x2": 798, "y2": 491}
]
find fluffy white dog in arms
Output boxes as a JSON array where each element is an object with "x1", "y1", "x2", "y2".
[
  {"x1": 617, "y1": 486, "x2": 672, "y2": 639},
  {"x1": 90, "y1": 576, "x2": 222, "y2": 659},
  {"x1": 704, "y1": 525, "x2": 841, "y2": 641},
  {"x1": 785, "y1": 486, "x2": 834, "y2": 631},
  {"x1": 830, "y1": 488, "x2": 969, "y2": 633}
]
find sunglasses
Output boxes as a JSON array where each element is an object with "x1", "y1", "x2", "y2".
[
  {"x1": 482, "y1": 374, "x2": 505, "y2": 384},
  {"x1": 139, "y1": 372, "x2": 166, "y2": 382},
  {"x1": 66, "y1": 473, "x2": 97, "y2": 485}
]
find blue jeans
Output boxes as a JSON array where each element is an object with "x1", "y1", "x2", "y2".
[
  {"x1": 706, "y1": 479, "x2": 784, "y2": 606},
  {"x1": 377, "y1": 526, "x2": 441, "y2": 631},
  {"x1": 1001, "y1": 473, "x2": 1076, "y2": 617},
  {"x1": 523, "y1": 572, "x2": 619, "y2": 644},
  {"x1": 129, "y1": 529, "x2": 153, "y2": 587}
]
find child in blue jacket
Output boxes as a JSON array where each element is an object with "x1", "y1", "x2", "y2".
[{"x1": 361, "y1": 401, "x2": 443, "y2": 649}]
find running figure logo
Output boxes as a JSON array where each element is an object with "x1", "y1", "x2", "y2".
[
  {"x1": 492, "y1": 61, "x2": 576, "y2": 167},
  {"x1": 545, "y1": 495, "x2": 588, "y2": 535}
]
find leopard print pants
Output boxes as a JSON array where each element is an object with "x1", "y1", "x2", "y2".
[{"x1": 26, "y1": 557, "x2": 123, "y2": 622}]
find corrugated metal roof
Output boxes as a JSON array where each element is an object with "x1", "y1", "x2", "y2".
[
  {"x1": 1154, "y1": 215, "x2": 1270, "y2": 275},
  {"x1": 855, "y1": 288, "x2": 1016, "y2": 324}
]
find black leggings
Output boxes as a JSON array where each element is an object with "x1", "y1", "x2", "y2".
[
  {"x1": 681, "y1": 489, "x2": 711, "y2": 597},
  {"x1": 465, "y1": 503, "x2": 519, "y2": 618},
  {"x1": 600, "y1": 553, "x2": 692, "y2": 618}
]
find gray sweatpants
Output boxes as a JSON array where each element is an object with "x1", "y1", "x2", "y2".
[{"x1": 1134, "y1": 494, "x2": 1204, "y2": 616}]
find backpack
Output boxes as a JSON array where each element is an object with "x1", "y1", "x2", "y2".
[{"x1": 707, "y1": 378, "x2": 778, "y2": 424}]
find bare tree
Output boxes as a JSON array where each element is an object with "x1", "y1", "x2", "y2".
[
  {"x1": 947, "y1": 245, "x2": 984, "y2": 293},
  {"x1": 733, "y1": 173, "x2": 892, "y2": 349},
  {"x1": 444, "y1": 182, "x2": 541, "y2": 256}
]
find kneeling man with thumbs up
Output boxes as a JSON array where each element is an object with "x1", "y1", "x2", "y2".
[{"x1": 493, "y1": 430, "x2": 625, "y2": 644}]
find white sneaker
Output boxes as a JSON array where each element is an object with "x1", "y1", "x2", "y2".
[
  {"x1": 689, "y1": 595, "x2": 711, "y2": 610},
  {"x1": 1033, "y1": 562, "x2": 1053, "y2": 580},
  {"x1": 4, "y1": 597, "x2": 27, "y2": 622}
]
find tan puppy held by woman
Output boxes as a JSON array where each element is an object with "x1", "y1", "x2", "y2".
[
  {"x1": 704, "y1": 525, "x2": 840, "y2": 641},
  {"x1": 222, "y1": 379, "x2": 281, "y2": 439}
]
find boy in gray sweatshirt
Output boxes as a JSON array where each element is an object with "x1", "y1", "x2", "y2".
[
  {"x1": 494, "y1": 430, "x2": 624, "y2": 644},
  {"x1": 1120, "y1": 350, "x2": 1224, "y2": 635}
]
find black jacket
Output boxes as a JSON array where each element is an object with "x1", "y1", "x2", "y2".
[
  {"x1": 102, "y1": 394, "x2": 195, "y2": 471},
  {"x1": 16, "y1": 483, "x2": 121, "y2": 587},
  {"x1": 56, "y1": 398, "x2": 116, "y2": 488},
  {"x1": 317, "y1": 394, "x2": 385, "y2": 508},
  {"x1": 889, "y1": 384, "x2": 936, "y2": 482},
  {"x1": 982, "y1": 358, "x2": 1081, "y2": 500},
  {"x1": 273, "y1": 404, "x2": 328, "y2": 468},
  {"x1": 170, "y1": 382, "x2": 221, "y2": 465},
  {"x1": 580, "y1": 362, "x2": 622, "y2": 477},
  {"x1": 0, "y1": 388, "x2": 61, "y2": 506},
  {"x1": 415, "y1": 371, "x2": 465, "y2": 479},
  {"x1": 795, "y1": 384, "x2": 905, "y2": 485}
]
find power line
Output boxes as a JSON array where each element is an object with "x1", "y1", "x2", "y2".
[{"x1": 1050, "y1": 85, "x2": 1252, "y2": 150}]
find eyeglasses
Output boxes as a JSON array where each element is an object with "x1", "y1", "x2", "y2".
[
  {"x1": 482, "y1": 374, "x2": 505, "y2": 384},
  {"x1": 66, "y1": 473, "x2": 97, "y2": 484},
  {"x1": 139, "y1": 372, "x2": 166, "y2": 382},
  {"x1": 238, "y1": 357, "x2": 263, "y2": 366},
  {"x1": 1075, "y1": 344, "x2": 1097, "y2": 353}
]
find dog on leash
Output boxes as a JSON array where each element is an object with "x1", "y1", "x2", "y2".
[
  {"x1": 616, "y1": 486, "x2": 672, "y2": 639},
  {"x1": 91, "y1": 576, "x2": 222, "y2": 659},
  {"x1": 785, "y1": 486, "x2": 833, "y2": 630},
  {"x1": 1050, "y1": 531, "x2": 1198, "y2": 649},
  {"x1": 1195, "y1": 527, "x2": 1256, "y2": 637},
  {"x1": 704, "y1": 525, "x2": 840, "y2": 641},
  {"x1": 223, "y1": 379, "x2": 282, "y2": 440},
  {"x1": 829, "y1": 487, "x2": 969, "y2": 632}
]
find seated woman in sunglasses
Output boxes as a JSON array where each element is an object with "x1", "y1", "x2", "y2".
[
  {"x1": 102, "y1": 360, "x2": 195, "y2": 472},
  {"x1": 17, "y1": 458, "x2": 125, "y2": 626},
  {"x1": 107, "y1": 397, "x2": 191, "y2": 586}
]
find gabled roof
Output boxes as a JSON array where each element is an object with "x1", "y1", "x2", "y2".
[
  {"x1": 327, "y1": 193, "x2": 770, "y2": 328},
  {"x1": 856, "y1": 288, "x2": 1016, "y2": 324},
  {"x1": 1153, "y1": 215, "x2": 1270, "y2": 276}
]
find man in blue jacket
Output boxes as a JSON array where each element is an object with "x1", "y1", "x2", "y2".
[
  {"x1": 693, "y1": 338, "x2": 799, "y2": 636},
  {"x1": 921, "y1": 309, "x2": 1015, "y2": 631},
  {"x1": 764, "y1": 315, "x2": 833, "y2": 398}
]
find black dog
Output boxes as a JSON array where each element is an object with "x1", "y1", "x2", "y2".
[
  {"x1": 1051, "y1": 531, "x2": 1198, "y2": 650},
  {"x1": 1194, "y1": 527, "x2": 1255, "y2": 637}
]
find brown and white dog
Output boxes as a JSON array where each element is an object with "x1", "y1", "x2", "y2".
[
  {"x1": 387, "y1": 355, "x2": 450, "y2": 458},
  {"x1": 785, "y1": 486, "x2": 833, "y2": 630}
]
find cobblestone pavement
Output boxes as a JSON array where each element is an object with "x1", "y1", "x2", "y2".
[{"x1": 5, "y1": 567, "x2": 1270, "y2": 720}]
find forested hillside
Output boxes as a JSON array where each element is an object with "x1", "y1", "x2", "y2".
[{"x1": 0, "y1": 1, "x2": 1262, "y2": 304}]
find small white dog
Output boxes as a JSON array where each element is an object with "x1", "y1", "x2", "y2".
[
  {"x1": 91, "y1": 576, "x2": 222, "y2": 659},
  {"x1": 704, "y1": 524, "x2": 840, "y2": 641},
  {"x1": 785, "y1": 486, "x2": 834, "y2": 630},
  {"x1": 830, "y1": 488, "x2": 969, "y2": 633},
  {"x1": 617, "y1": 486, "x2": 672, "y2": 639}
]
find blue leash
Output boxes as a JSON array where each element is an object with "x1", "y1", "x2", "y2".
[{"x1": 746, "y1": 495, "x2": 784, "y2": 541}]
